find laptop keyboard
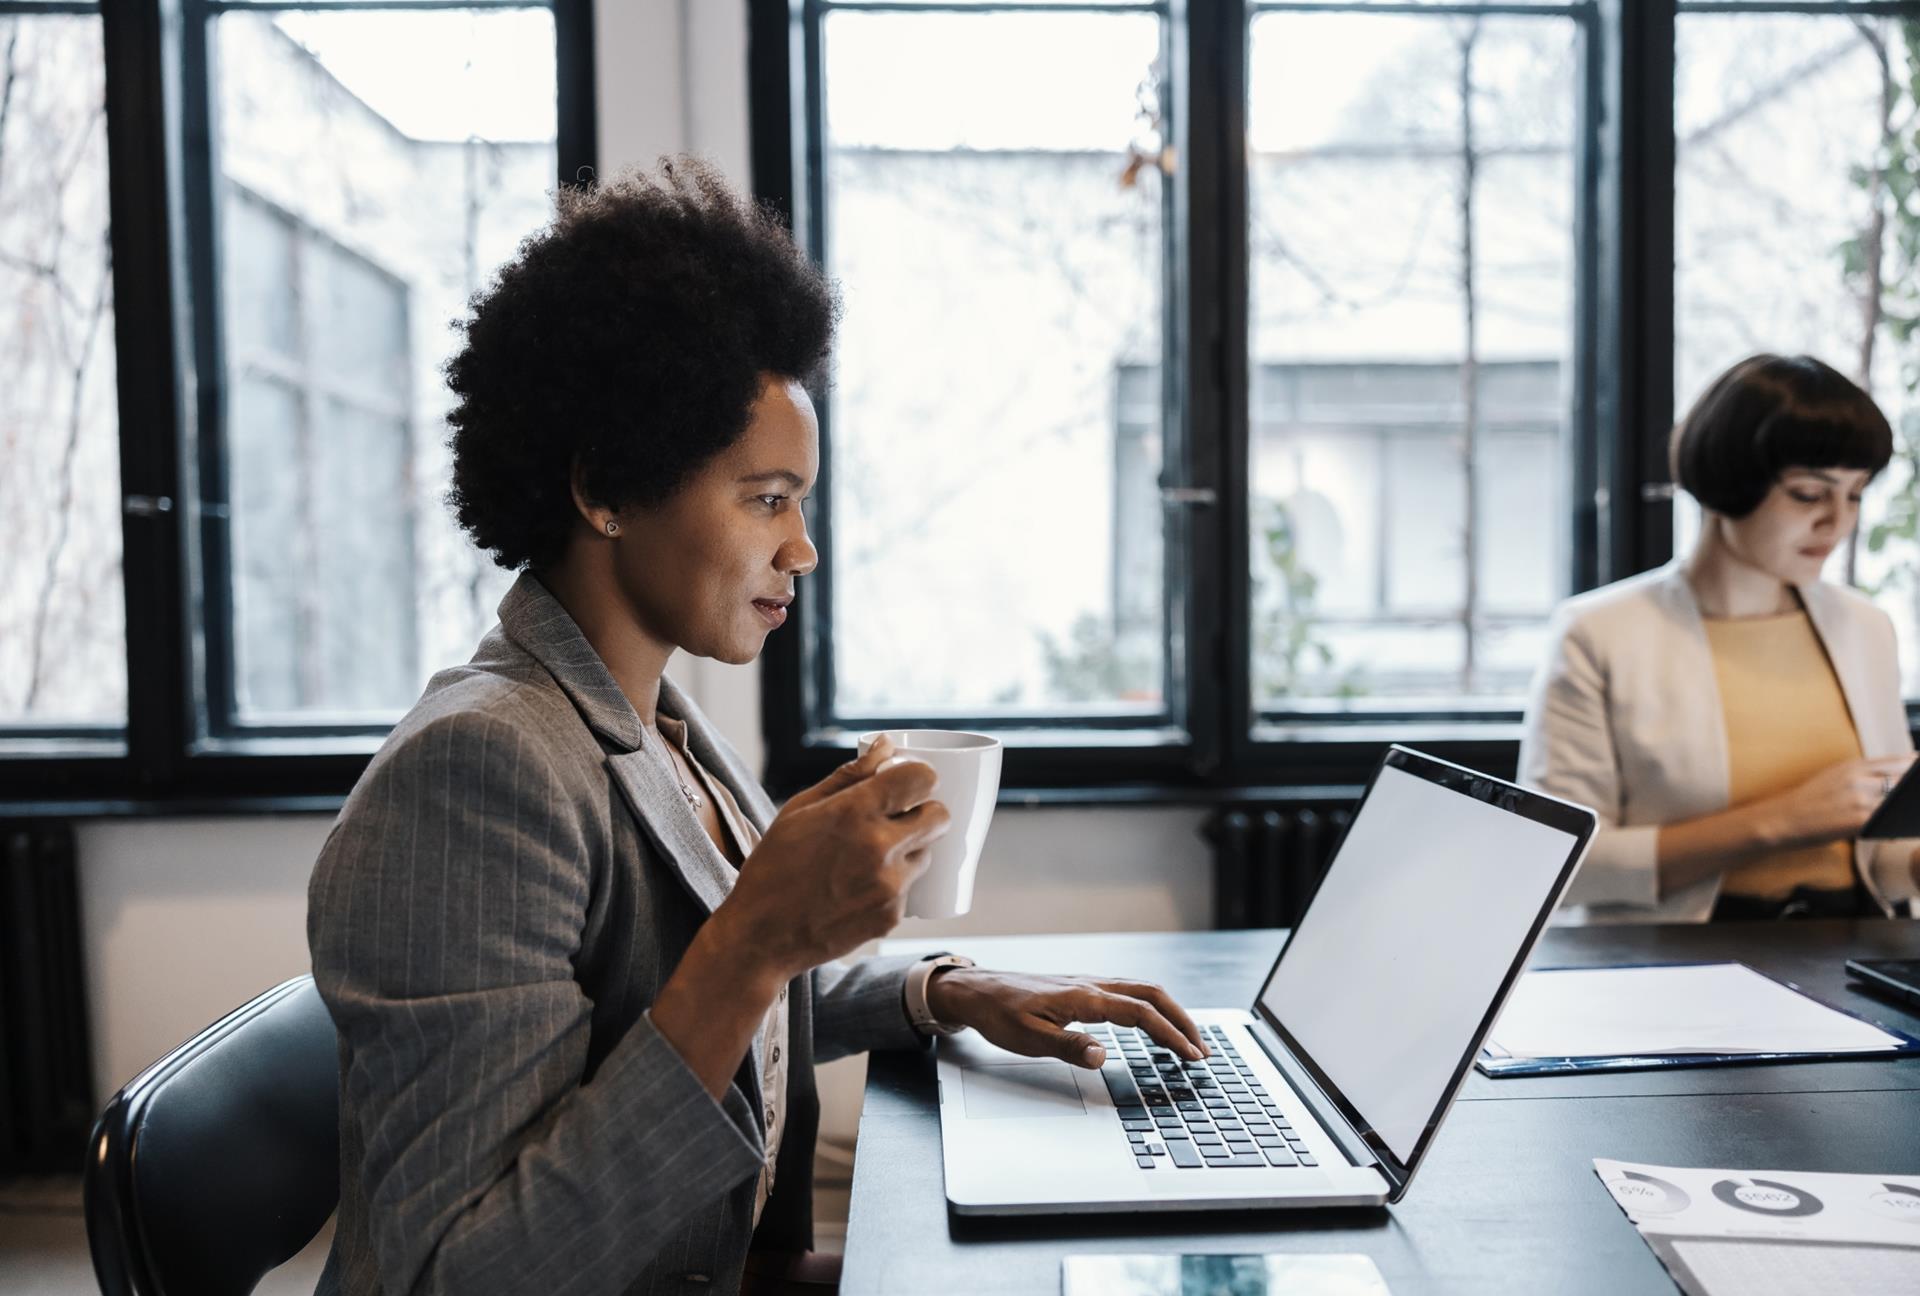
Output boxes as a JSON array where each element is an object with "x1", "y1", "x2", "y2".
[{"x1": 1084, "y1": 1023, "x2": 1319, "y2": 1171}]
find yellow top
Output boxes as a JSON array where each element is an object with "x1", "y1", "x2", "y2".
[{"x1": 1705, "y1": 609, "x2": 1860, "y2": 900}]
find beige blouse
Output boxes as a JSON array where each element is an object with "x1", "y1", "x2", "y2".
[{"x1": 1703, "y1": 610, "x2": 1860, "y2": 900}]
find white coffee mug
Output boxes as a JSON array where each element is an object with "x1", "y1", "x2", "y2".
[{"x1": 856, "y1": 729, "x2": 1002, "y2": 919}]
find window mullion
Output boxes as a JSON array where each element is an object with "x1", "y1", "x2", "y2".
[
  {"x1": 749, "y1": 0, "x2": 815, "y2": 789},
  {"x1": 553, "y1": 0, "x2": 596, "y2": 202},
  {"x1": 1569, "y1": 2, "x2": 1603, "y2": 591},
  {"x1": 1593, "y1": 0, "x2": 1676, "y2": 584},
  {"x1": 175, "y1": 0, "x2": 239, "y2": 740},
  {"x1": 797, "y1": 0, "x2": 834, "y2": 733},
  {"x1": 102, "y1": 0, "x2": 193, "y2": 789},
  {"x1": 1180, "y1": 0, "x2": 1247, "y2": 777}
]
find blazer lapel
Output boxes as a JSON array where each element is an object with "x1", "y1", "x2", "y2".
[
  {"x1": 605, "y1": 748, "x2": 738, "y2": 915},
  {"x1": 1653, "y1": 565, "x2": 1733, "y2": 803},
  {"x1": 495, "y1": 572, "x2": 738, "y2": 916},
  {"x1": 603, "y1": 743, "x2": 767, "y2": 1131}
]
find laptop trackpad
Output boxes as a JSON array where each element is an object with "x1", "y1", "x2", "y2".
[{"x1": 961, "y1": 1063, "x2": 1087, "y2": 1118}]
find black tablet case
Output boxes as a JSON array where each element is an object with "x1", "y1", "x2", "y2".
[{"x1": 1860, "y1": 759, "x2": 1920, "y2": 838}]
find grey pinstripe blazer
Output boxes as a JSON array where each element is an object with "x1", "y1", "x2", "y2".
[{"x1": 306, "y1": 572, "x2": 926, "y2": 1295}]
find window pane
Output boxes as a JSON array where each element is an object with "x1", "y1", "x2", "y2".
[
  {"x1": 822, "y1": 10, "x2": 1168, "y2": 715},
  {"x1": 1675, "y1": 13, "x2": 1919, "y2": 693},
  {"x1": 826, "y1": 1, "x2": 1144, "y2": 7},
  {"x1": 0, "y1": 13, "x2": 126, "y2": 729},
  {"x1": 1258, "y1": 1, "x2": 1568, "y2": 7},
  {"x1": 212, "y1": 7, "x2": 556, "y2": 723},
  {"x1": 1247, "y1": 11, "x2": 1576, "y2": 711}
]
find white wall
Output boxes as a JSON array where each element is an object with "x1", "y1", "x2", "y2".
[
  {"x1": 78, "y1": 799, "x2": 1207, "y2": 1092},
  {"x1": 76, "y1": 3, "x2": 1207, "y2": 1168},
  {"x1": 78, "y1": 817, "x2": 334, "y2": 1103}
]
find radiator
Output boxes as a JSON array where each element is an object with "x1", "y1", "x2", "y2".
[
  {"x1": 0, "y1": 821, "x2": 94, "y2": 1173},
  {"x1": 1204, "y1": 802, "x2": 1355, "y2": 929}
]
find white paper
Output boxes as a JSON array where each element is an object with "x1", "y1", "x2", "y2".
[
  {"x1": 1594, "y1": 1160, "x2": 1920, "y2": 1296},
  {"x1": 1664, "y1": 1239, "x2": 1917, "y2": 1296},
  {"x1": 1487, "y1": 963, "x2": 1901, "y2": 1060}
]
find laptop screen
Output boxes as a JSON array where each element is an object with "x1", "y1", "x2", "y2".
[{"x1": 1255, "y1": 748, "x2": 1590, "y2": 1174}]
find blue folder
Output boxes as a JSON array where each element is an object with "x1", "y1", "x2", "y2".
[{"x1": 1475, "y1": 961, "x2": 1920, "y2": 1077}]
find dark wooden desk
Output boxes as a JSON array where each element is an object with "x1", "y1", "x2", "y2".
[{"x1": 846, "y1": 921, "x2": 1920, "y2": 1295}]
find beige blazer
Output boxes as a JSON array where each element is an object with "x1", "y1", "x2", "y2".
[{"x1": 1518, "y1": 561, "x2": 1920, "y2": 923}]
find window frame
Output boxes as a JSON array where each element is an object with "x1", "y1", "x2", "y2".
[
  {"x1": 0, "y1": 0, "x2": 596, "y2": 815},
  {"x1": 750, "y1": 0, "x2": 1690, "y2": 795},
  {"x1": 5, "y1": 0, "x2": 1913, "y2": 815},
  {"x1": 751, "y1": 0, "x2": 1211, "y2": 794}
]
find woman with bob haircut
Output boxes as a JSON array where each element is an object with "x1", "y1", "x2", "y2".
[
  {"x1": 306, "y1": 159, "x2": 1212, "y2": 1296},
  {"x1": 1520, "y1": 353, "x2": 1920, "y2": 924}
]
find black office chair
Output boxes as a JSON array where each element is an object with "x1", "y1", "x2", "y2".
[{"x1": 83, "y1": 975, "x2": 340, "y2": 1296}]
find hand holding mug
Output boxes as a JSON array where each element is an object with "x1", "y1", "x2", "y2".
[{"x1": 718, "y1": 747, "x2": 951, "y2": 982}]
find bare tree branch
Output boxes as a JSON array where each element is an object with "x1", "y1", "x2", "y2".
[
  {"x1": 1851, "y1": 17, "x2": 1892, "y2": 393},
  {"x1": 0, "y1": 247, "x2": 87, "y2": 315},
  {"x1": 1845, "y1": 18, "x2": 1893, "y2": 585},
  {"x1": 1253, "y1": 179, "x2": 1447, "y2": 316},
  {"x1": 0, "y1": 22, "x2": 19, "y2": 202},
  {"x1": 34, "y1": 104, "x2": 105, "y2": 325},
  {"x1": 23, "y1": 228, "x2": 112, "y2": 712},
  {"x1": 1682, "y1": 37, "x2": 1861, "y2": 148},
  {"x1": 1455, "y1": 17, "x2": 1483, "y2": 691}
]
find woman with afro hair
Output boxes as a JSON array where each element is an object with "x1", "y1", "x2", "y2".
[{"x1": 305, "y1": 159, "x2": 1210, "y2": 1296}]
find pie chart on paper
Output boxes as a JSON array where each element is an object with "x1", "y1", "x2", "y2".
[{"x1": 1710, "y1": 1176, "x2": 1825, "y2": 1218}]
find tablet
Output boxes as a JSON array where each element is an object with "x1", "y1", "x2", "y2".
[
  {"x1": 1845, "y1": 958, "x2": 1920, "y2": 1010},
  {"x1": 1062, "y1": 1254, "x2": 1391, "y2": 1296},
  {"x1": 1859, "y1": 759, "x2": 1920, "y2": 838}
]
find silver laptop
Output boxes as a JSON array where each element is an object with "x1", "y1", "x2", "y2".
[{"x1": 937, "y1": 745, "x2": 1596, "y2": 1214}]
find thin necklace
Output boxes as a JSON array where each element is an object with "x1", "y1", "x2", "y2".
[{"x1": 647, "y1": 726, "x2": 705, "y2": 810}]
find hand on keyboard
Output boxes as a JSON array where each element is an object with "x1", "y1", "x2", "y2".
[{"x1": 923, "y1": 969, "x2": 1209, "y2": 1067}]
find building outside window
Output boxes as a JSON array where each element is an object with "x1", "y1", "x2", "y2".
[
  {"x1": 221, "y1": 182, "x2": 418, "y2": 718},
  {"x1": 1116, "y1": 359, "x2": 1564, "y2": 708},
  {"x1": 207, "y1": 5, "x2": 558, "y2": 730}
]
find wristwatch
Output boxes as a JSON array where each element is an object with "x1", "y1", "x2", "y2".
[{"x1": 905, "y1": 954, "x2": 976, "y2": 1035}]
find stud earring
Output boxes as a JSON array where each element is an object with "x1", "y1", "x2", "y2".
[{"x1": 605, "y1": 520, "x2": 619, "y2": 536}]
